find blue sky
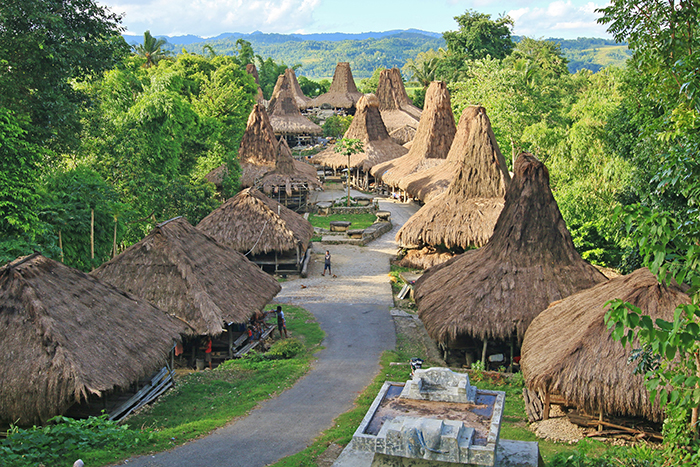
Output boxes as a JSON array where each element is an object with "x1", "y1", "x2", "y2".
[{"x1": 102, "y1": 0, "x2": 612, "y2": 40}]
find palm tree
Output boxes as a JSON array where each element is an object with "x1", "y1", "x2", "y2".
[
  {"x1": 402, "y1": 49, "x2": 444, "y2": 89},
  {"x1": 133, "y1": 30, "x2": 171, "y2": 68}
]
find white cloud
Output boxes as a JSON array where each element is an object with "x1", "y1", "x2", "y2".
[
  {"x1": 103, "y1": 0, "x2": 321, "y2": 36},
  {"x1": 507, "y1": 0, "x2": 610, "y2": 38}
]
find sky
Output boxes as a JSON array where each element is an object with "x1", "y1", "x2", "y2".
[{"x1": 101, "y1": 0, "x2": 613, "y2": 40}]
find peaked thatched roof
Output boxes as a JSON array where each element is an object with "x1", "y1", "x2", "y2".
[
  {"x1": 197, "y1": 187, "x2": 314, "y2": 257},
  {"x1": 92, "y1": 217, "x2": 280, "y2": 336},
  {"x1": 267, "y1": 71, "x2": 322, "y2": 136},
  {"x1": 371, "y1": 81, "x2": 456, "y2": 188},
  {"x1": 306, "y1": 62, "x2": 363, "y2": 110},
  {"x1": 521, "y1": 268, "x2": 691, "y2": 422},
  {"x1": 389, "y1": 125, "x2": 417, "y2": 146},
  {"x1": 414, "y1": 153, "x2": 607, "y2": 346},
  {"x1": 0, "y1": 254, "x2": 185, "y2": 425},
  {"x1": 257, "y1": 138, "x2": 321, "y2": 195},
  {"x1": 396, "y1": 106, "x2": 511, "y2": 251},
  {"x1": 311, "y1": 94, "x2": 408, "y2": 171},
  {"x1": 246, "y1": 63, "x2": 265, "y2": 104},
  {"x1": 238, "y1": 103, "x2": 278, "y2": 187},
  {"x1": 376, "y1": 68, "x2": 422, "y2": 133}
]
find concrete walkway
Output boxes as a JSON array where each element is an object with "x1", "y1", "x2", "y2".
[{"x1": 117, "y1": 188, "x2": 420, "y2": 467}]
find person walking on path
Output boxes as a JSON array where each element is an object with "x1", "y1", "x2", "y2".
[
  {"x1": 275, "y1": 305, "x2": 288, "y2": 338},
  {"x1": 322, "y1": 250, "x2": 332, "y2": 276}
]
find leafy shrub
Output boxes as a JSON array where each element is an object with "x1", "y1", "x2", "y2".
[
  {"x1": 322, "y1": 115, "x2": 352, "y2": 138},
  {"x1": 266, "y1": 338, "x2": 305, "y2": 359}
]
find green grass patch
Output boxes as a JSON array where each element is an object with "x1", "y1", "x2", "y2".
[
  {"x1": 307, "y1": 213, "x2": 377, "y2": 230},
  {"x1": 0, "y1": 305, "x2": 323, "y2": 467}
]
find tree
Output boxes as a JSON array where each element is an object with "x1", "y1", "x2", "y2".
[
  {"x1": 403, "y1": 49, "x2": 444, "y2": 88},
  {"x1": 443, "y1": 10, "x2": 514, "y2": 61},
  {"x1": 358, "y1": 67, "x2": 385, "y2": 94},
  {"x1": 334, "y1": 139, "x2": 364, "y2": 206},
  {"x1": 133, "y1": 30, "x2": 171, "y2": 68},
  {"x1": 297, "y1": 76, "x2": 330, "y2": 97}
]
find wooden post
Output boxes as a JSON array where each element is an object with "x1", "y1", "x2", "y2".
[
  {"x1": 481, "y1": 339, "x2": 488, "y2": 367},
  {"x1": 598, "y1": 409, "x2": 604, "y2": 432},
  {"x1": 228, "y1": 324, "x2": 234, "y2": 359},
  {"x1": 543, "y1": 392, "x2": 551, "y2": 420}
]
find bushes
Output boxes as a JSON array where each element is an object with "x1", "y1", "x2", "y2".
[{"x1": 267, "y1": 339, "x2": 305, "y2": 359}]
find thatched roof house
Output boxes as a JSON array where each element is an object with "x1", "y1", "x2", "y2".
[
  {"x1": 312, "y1": 94, "x2": 407, "y2": 172},
  {"x1": 246, "y1": 63, "x2": 265, "y2": 104},
  {"x1": 92, "y1": 217, "x2": 280, "y2": 336},
  {"x1": 521, "y1": 268, "x2": 691, "y2": 422},
  {"x1": 0, "y1": 254, "x2": 185, "y2": 425},
  {"x1": 414, "y1": 153, "x2": 607, "y2": 347},
  {"x1": 238, "y1": 103, "x2": 279, "y2": 187},
  {"x1": 197, "y1": 188, "x2": 314, "y2": 272},
  {"x1": 268, "y1": 70, "x2": 322, "y2": 137},
  {"x1": 376, "y1": 68, "x2": 422, "y2": 134},
  {"x1": 257, "y1": 137, "x2": 321, "y2": 196},
  {"x1": 268, "y1": 68, "x2": 310, "y2": 110},
  {"x1": 306, "y1": 62, "x2": 363, "y2": 111},
  {"x1": 371, "y1": 81, "x2": 456, "y2": 189},
  {"x1": 396, "y1": 106, "x2": 511, "y2": 254}
]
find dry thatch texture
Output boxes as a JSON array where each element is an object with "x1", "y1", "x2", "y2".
[
  {"x1": 246, "y1": 63, "x2": 265, "y2": 103},
  {"x1": 306, "y1": 62, "x2": 363, "y2": 109},
  {"x1": 376, "y1": 68, "x2": 422, "y2": 133},
  {"x1": 521, "y1": 268, "x2": 691, "y2": 422},
  {"x1": 268, "y1": 68, "x2": 311, "y2": 110},
  {"x1": 389, "y1": 125, "x2": 417, "y2": 146},
  {"x1": 268, "y1": 71, "x2": 322, "y2": 136},
  {"x1": 257, "y1": 138, "x2": 321, "y2": 196},
  {"x1": 238, "y1": 104, "x2": 278, "y2": 187},
  {"x1": 198, "y1": 187, "x2": 314, "y2": 259},
  {"x1": 395, "y1": 247, "x2": 455, "y2": 269},
  {"x1": 371, "y1": 81, "x2": 456, "y2": 188},
  {"x1": 414, "y1": 153, "x2": 607, "y2": 346},
  {"x1": 93, "y1": 217, "x2": 280, "y2": 336},
  {"x1": 396, "y1": 107, "x2": 511, "y2": 250},
  {"x1": 312, "y1": 94, "x2": 408, "y2": 171},
  {"x1": 0, "y1": 254, "x2": 185, "y2": 425}
]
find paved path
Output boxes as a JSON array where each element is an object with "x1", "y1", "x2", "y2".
[{"x1": 118, "y1": 190, "x2": 420, "y2": 467}]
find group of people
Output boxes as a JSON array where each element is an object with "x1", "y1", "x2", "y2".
[{"x1": 249, "y1": 305, "x2": 287, "y2": 340}]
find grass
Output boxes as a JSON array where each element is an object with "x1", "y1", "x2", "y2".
[
  {"x1": 69, "y1": 304, "x2": 324, "y2": 467},
  {"x1": 307, "y1": 212, "x2": 377, "y2": 230}
]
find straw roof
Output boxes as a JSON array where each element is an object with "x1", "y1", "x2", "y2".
[
  {"x1": 268, "y1": 71, "x2": 322, "y2": 136},
  {"x1": 389, "y1": 125, "x2": 417, "y2": 146},
  {"x1": 311, "y1": 94, "x2": 408, "y2": 171},
  {"x1": 238, "y1": 103, "x2": 278, "y2": 187},
  {"x1": 521, "y1": 268, "x2": 691, "y2": 422},
  {"x1": 246, "y1": 63, "x2": 265, "y2": 104},
  {"x1": 197, "y1": 187, "x2": 314, "y2": 257},
  {"x1": 396, "y1": 107, "x2": 511, "y2": 250},
  {"x1": 376, "y1": 68, "x2": 422, "y2": 133},
  {"x1": 306, "y1": 62, "x2": 363, "y2": 110},
  {"x1": 92, "y1": 217, "x2": 280, "y2": 336},
  {"x1": 0, "y1": 254, "x2": 185, "y2": 425},
  {"x1": 371, "y1": 81, "x2": 456, "y2": 188},
  {"x1": 257, "y1": 138, "x2": 321, "y2": 196},
  {"x1": 414, "y1": 153, "x2": 607, "y2": 346},
  {"x1": 395, "y1": 247, "x2": 455, "y2": 270}
]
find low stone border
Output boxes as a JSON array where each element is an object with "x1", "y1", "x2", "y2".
[{"x1": 361, "y1": 221, "x2": 391, "y2": 244}]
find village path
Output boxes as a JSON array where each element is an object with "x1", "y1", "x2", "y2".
[{"x1": 118, "y1": 187, "x2": 420, "y2": 467}]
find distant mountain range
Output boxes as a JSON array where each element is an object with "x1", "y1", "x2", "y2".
[{"x1": 122, "y1": 30, "x2": 629, "y2": 78}]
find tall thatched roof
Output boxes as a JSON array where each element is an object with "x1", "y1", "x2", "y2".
[
  {"x1": 396, "y1": 106, "x2": 511, "y2": 251},
  {"x1": 0, "y1": 254, "x2": 185, "y2": 425},
  {"x1": 268, "y1": 71, "x2": 322, "y2": 136},
  {"x1": 371, "y1": 81, "x2": 456, "y2": 188},
  {"x1": 197, "y1": 187, "x2": 314, "y2": 257},
  {"x1": 376, "y1": 68, "x2": 422, "y2": 133},
  {"x1": 238, "y1": 103, "x2": 278, "y2": 187},
  {"x1": 92, "y1": 217, "x2": 280, "y2": 336},
  {"x1": 306, "y1": 62, "x2": 363, "y2": 110},
  {"x1": 246, "y1": 63, "x2": 265, "y2": 104},
  {"x1": 311, "y1": 94, "x2": 408, "y2": 171},
  {"x1": 257, "y1": 138, "x2": 321, "y2": 196},
  {"x1": 414, "y1": 153, "x2": 607, "y2": 346},
  {"x1": 522, "y1": 268, "x2": 691, "y2": 422}
]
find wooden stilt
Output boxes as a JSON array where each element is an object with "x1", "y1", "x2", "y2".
[
  {"x1": 598, "y1": 409, "x2": 604, "y2": 432},
  {"x1": 481, "y1": 339, "x2": 488, "y2": 367},
  {"x1": 543, "y1": 392, "x2": 551, "y2": 420}
]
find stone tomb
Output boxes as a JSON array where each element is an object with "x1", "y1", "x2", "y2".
[{"x1": 347, "y1": 368, "x2": 540, "y2": 467}]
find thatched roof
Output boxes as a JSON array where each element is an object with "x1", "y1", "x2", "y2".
[
  {"x1": 521, "y1": 268, "x2": 691, "y2": 422},
  {"x1": 371, "y1": 81, "x2": 456, "y2": 188},
  {"x1": 396, "y1": 107, "x2": 511, "y2": 251},
  {"x1": 246, "y1": 63, "x2": 265, "y2": 104},
  {"x1": 395, "y1": 247, "x2": 455, "y2": 270},
  {"x1": 268, "y1": 71, "x2": 322, "y2": 136},
  {"x1": 92, "y1": 217, "x2": 280, "y2": 336},
  {"x1": 376, "y1": 68, "x2": 422, "y2": 133},
  {"x1": 414, "y1": 153, "x2": 607, "y2": 346},
  {"x1": 205, "y1": 163, "x2": 228, "y2": 189},
  {"x1": 257, "y1": 138, "x2": 321, "y2": 195},
  {"x1": 0, "y1": 254, "x2": 185, "y2": 425},
  {"x1": 238, "y1": 103, "x2": 278, "y2": 187},
  {"x1": 306, "y1": 62, "x2": 363, "y2": 110},
  {"x1": 389, "y1": 125, "x2": 417, "y2": 146},
  {"x1": 197, "y1": 187, "x2": 314, "y2": 257},
  {"x1": 311, "y1": 94, "x2": 408, "y2": 171}
]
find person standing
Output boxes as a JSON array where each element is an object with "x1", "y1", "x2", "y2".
[
  {"x1": 275, "y1": 305, "x2": 288, "y2": 338},
  {"x1": 322, "y1": 250, "x2": 331, "y2": 276}
]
